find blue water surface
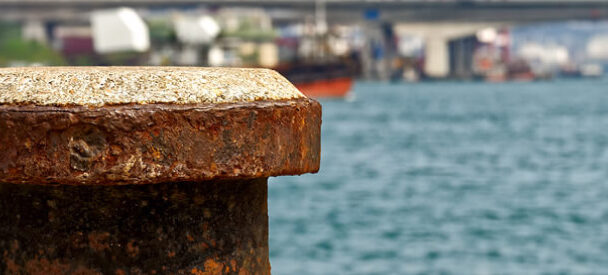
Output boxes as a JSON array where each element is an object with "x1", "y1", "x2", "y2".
[{"x1": 268, "y1": 79, "x2": 608, "y2": 275}]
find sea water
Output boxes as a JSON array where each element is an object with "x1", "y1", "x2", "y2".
[{"x1": 269, "y1": 79, "x2": 608, "y2": 275}]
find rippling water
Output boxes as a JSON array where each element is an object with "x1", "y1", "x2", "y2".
[{"x1": 268, "y1": 79, "x2": 608, "y2": 274}]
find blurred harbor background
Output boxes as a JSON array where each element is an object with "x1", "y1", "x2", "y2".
[
  {"x1": 3, "y1": 0, "x2": 608, "y2": 274},
  {"x1": 2, "y1": 0, "x2": 608, "y2": 86}
]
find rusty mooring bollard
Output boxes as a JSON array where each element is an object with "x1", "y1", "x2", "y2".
[{"x1": 0, "y1": 67, "x2": 321, "y2": 274}]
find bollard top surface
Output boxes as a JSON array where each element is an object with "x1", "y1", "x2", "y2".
[
  {"x1": 0, "y1": 67, "x2": 321, "y2": 185},
  {"x1": 0, "y1": 66, "x2": 304, "y2": 106}
]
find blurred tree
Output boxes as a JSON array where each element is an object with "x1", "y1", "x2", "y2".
[
  {"x1": 219, "y1": 18, "x2": 276, "y2": 42},
  {"x1": 0, "y1": 22, "x2": 65, "y2": 66},
  {"x1": 104, "y1": 51, "x2": 146, "y2": 66},
  {"x1": 147, "y1": 18, "x2": 176, "y2": 44}
]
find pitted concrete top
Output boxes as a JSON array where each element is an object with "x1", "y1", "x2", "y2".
[{"x1": 0, "y1": 66, "x2": 305, "y2": 106}]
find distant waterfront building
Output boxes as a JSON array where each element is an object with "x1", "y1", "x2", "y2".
[
  {"x1": 91, "y1": 8, "x2": 150, "y2": 53},
  {"x1": 587, "y1": 35, "x2": 608, "y2": 60}
]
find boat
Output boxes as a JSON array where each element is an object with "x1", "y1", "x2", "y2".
[{"x1": 276, "y1": 62, "x2": 354, "y2": 98}]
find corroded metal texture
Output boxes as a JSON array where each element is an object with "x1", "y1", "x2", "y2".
[
  {"x1": 0, "y1": 178, "x2": 269, "y2": 274},
  {"x1": 0, "y1": 98, "x2": 321, "y2": 185}
]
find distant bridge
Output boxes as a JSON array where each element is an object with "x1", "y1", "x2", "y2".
[
  {"x1": 1, "y1": 0, "x2": 608, "y2": 23},
  {"x1": 2, "y1": 0, "x2": 606, "y2": 80}
]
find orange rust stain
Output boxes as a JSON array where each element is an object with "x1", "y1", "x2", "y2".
[
  {"x1": 126, "y1": 240, "x2": 140, "y2": 258},
  {"x1": 115, "y1": 269, "x2": 126, "y2": 275},
  {"x1": 4, "y1": 256, "x2": 19, "y2": 274},
  {"x1": 88, "y1": 231, "x2": 111, "y2": 252},
  {"x1": 1, "y1": 256, "x2": 101, "y2": 275},
  {"x1": 110, "y1": 145, "x2": 123, "y2": 156},
  {"x1": 167, "y1": 250, "x2": 176, "y2": 258},
  {"x1": 7, "y1": 167, "x2": 18, "y2": 175},
  {"x1": 24, "y1": 258, "x2": 70, "y2": 275},
  {"x1": 195, "y1": 242, "x2": 209, "y2": 252},
  {"x1": 70, "y1": 231, "x2": 85, "y2": 249},
  {"x1": 71, "y1": 266, "x2": 102, "y2": 275},
  {"x1": 190, "y1": 267, "x2": 205, "y2": 275},
  {"x1": 186, "y1": 233, "x2": 194, "y2": 242},
  {"x1": 238, "y1": 267, "x2": 251, "y2": 275},
  {"x1": 190, "y1": 259, "x2": 226, "y2": 275},
  {"x1": 139, "y1": 132, "x2": 153, "y2": 142},
  {"x1": 150, "y1": 147, "x2": 162, "y2": 160},
  {"x1": 203, "y1": 259, "x2": 224, "y2": 274}
]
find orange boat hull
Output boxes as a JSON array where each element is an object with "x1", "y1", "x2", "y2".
[{"x1": 294, "y1": 77, "x2": 353, "y2": 98}]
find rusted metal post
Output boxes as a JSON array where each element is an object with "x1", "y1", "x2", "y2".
[{"x1": 0, "y1": 67, "x2": 321, "y2": 274}]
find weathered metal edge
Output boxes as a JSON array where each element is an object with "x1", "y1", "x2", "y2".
[{"x1": 0, "y1": 98, "x2": 321, "y2": 185}]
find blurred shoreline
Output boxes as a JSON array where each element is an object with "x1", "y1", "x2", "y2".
[{"x1": 1, "y1": 4, "x2": 607, "y2": 87}]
